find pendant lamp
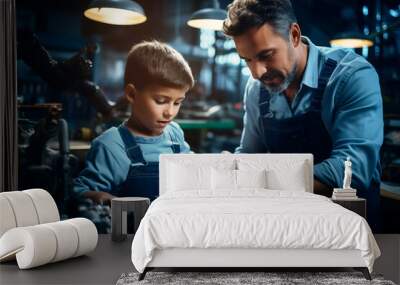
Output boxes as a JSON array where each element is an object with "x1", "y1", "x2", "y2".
[
  {"x1": 187, "y1": 0, "x2": 227, "y2": 31},
  {"x1": 84, "y1": 0, "x2": 146, "y2": 26}
]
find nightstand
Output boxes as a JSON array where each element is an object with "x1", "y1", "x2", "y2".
[
  {"x1": 111, "y1": 197, "x2": 150, "y2": 242},
  {"x1": 331, "y1": 197, "x2": 366, "y2": 218}
]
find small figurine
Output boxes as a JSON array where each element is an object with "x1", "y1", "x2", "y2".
[
  {"x1": 332, "y1": 157, "x2": 357, "y2": 198},
  {"x1": 342, "y1": 157, "x2": 352, "y2": 190}
]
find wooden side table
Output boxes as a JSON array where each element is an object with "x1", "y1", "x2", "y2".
[{"x1": 331, "y1": 197, "x2": 366, "y2": 219}]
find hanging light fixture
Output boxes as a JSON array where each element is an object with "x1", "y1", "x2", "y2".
[
  {"x1": 330, "y1": 17, "x2": 400, "y2": 48},
  {"x1": 330, "y1": 32, "x2": 374, "y2": 48},
  {"x1": 84, "y1": 0, "x2": 146, "y2": 26},
  {"x1": 187, "y1": 0, "x2": 227, "y2": 31}
]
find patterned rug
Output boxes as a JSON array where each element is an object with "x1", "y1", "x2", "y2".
[{"x1": 116, "y1": 271, "x2": 396, "y2": 285}]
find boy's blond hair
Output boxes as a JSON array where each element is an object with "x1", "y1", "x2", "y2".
[{"x1": 124, "y1": 40, "x2": 194, "y2": 90}]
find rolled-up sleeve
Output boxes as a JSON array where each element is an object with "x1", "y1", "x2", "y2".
[
  {"x1": 72, "y1": 141, "x2": 129, "y2": 198},
  {"x1": 235, "y1": 79, "x2": 267, "y2": 153},
  {"x1": 314, "y1": 64, "x2": 383, "y2": 191}
]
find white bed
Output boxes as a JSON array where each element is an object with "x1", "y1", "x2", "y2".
[{"x1": 131, "y1": 154, "x2": 380, "y2": 280}]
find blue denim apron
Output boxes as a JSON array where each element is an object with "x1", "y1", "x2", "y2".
[
  {"x1": 117, "y1": 125, "x2": 180, "y2": 201},
  {"x1": 259, "y1": 58, "x2": 337, "y2": 164},
  {"x1": 259, "y1": 58, "x2": 381, "y2": 231}
]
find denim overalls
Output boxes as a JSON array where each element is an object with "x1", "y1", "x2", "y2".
[
  {"x1": 117, "y1": 125, "x2": 180, "y2": 200},
  {"x1": 258, "y1": 58, "x2": 380, "y2": 231},
  {"x1": 259, "y1": 58, "x2": 337, "y2": 164}
]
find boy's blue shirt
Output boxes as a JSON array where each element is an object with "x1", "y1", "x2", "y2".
[{"x1": 73, "y1": 121, "x2": 190, "y2": 197}]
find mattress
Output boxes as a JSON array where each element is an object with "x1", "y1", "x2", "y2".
[{"x1": 131, "y1": 190, "x2": 380, "y2": 273}]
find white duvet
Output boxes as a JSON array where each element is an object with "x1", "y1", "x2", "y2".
[{"x1": 131, "y1": 190, "x2": 380, "y2": 273}]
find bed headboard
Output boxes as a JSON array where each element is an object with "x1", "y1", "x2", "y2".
[{"x1": 159, "y1": 153, "x2": 314, "y2": 195}]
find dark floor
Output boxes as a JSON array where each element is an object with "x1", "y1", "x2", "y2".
[{"x1": 0, "y1": 235, "x2": 399, "y2": 285}]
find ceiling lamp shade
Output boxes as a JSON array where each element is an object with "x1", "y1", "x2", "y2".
[
  {"x1": 330, "y1": 32, "x2": 374, "y2": 48},
  {"x1": 330, "y1": 18, "x2": 400, "y2": 48},
  {"x1": 84, "y1": 0, "x2": 146, "y2": 26},
  {"x1": 187, "y1": 8, "x2": 227, "y2": 31}
]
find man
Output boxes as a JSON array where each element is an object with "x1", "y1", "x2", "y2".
[{"x1": 223, "y1": 0, "x2": 383, "y2": 231}]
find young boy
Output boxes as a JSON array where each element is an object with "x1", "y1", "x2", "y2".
[{"x1": 73, "y1": 41, "x2": 194, "y2": 205}]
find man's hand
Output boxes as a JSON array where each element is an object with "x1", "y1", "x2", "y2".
[{"x1": 83, "y1": 191, "x2": 115, "y2": 205}]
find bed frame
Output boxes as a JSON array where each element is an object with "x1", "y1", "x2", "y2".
[
  {"x1": 140, "y1": 248, "x2": 370, "y2": 280},
  {"x1": 138, "y1": 154, "x2": 371, "y2": 280}
]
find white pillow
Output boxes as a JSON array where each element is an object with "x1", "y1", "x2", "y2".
[
  {"x1": 167, "y1": 163, "x2": 211, "y2": 191},
  {"x1": 211, "y1": 168, "x2": 268, "y2": 191},
  {"x1": 166, "y1": 159, "x2": 236, "y2": 192},
  {"x1": 211, "y1": 168, "x2": 236, "y2": 190},
  {"x1": 237, "y1": 159, "x2": 308, "y2": 191},
  {"x1": 236, "y1": 169, "x2": 267, "y2": 189},
  {"x1": 266, "y1": 165, "x2": 307, "y2": 191}
]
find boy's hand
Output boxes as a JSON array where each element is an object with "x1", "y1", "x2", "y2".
[{"x1": 83, "y1": 191, "x2": 115, "y2": 205}]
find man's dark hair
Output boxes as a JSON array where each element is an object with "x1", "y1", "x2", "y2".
[
  {"x1": 124, "y1": 40, "x2": 194, "y2": 90},
  {"x1": 223, "y1": 0, "x2": 297, "y2": 40}
]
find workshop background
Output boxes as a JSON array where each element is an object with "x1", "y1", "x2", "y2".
[{"x1": 15, "y1": 0, "x2": 400, "y2": 233}]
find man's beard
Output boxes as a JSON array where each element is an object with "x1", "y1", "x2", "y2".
[{"x1": 260, "y1": 61, "x2": 298, "y2": 94}]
